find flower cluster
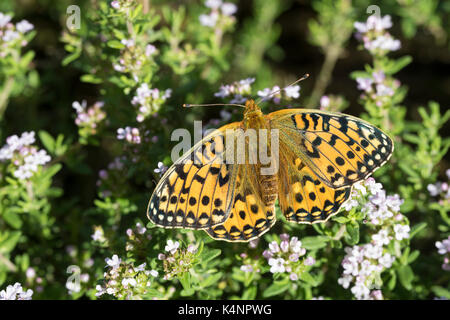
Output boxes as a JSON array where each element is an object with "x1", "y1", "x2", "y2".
[
  {"x1": 91, "y1": 225, "x2": 107, "y2": 244},
  {"x1": 112, "y1": 39, "x2": 158, "y2": 83},
  {"x1": 427, "y1": 169, "x2": 450, "y2": 206},
  {"x1": 262, "y1": 234, "x2": 316, "y2": 281},
  {"x1": 0, "y1": 131, "x2": 51, "y2": 180},
  {"x1": 125, "y1": 222, "x2": 152, "y2": 251},
  {"x1": 0, "y1": 12, "x2": 34, "y2": 57},
  {"x1": 343, "y1": 178, "x2": 406, "y2": 227},
  {"x1": 354, "y1": 15, "x2": 400, "y2": 56},
  {"x1": 436, "y1": 236, "x2": 450, "y2": 271},
  {"x1": 72, "y1": 100, "x2": 106, "y2": 138},
  {"x1": 257, "y1": 85, "x2": 300, "y2": 104},
  {"x1": 117, "y1": 126, "x2": 141, "y2": 144},
  {"x1": 131, "y1": 83, "x2": 172, "y2": 122},
  {"x1": 338, "y1": 237, "x2": 395, "y2": 300},
  {"x1": 199, "y1": 0, "x2": 237, "y2": 29},
  {"x1": 338, "y1": 178, "x2": 410, "y2": 299},
  {"x1": 96, "y1": 254, "x2": 158, "y2": 299},
  {"x1": 355, "y1": 70, "x2": 401, "y2": 108},
  {"x1": 214, "y1": 78, "x2": 255, "y2": 103},
  {"x1": 158, "y1": 240, "x2": 198, "y2": 280},
  {"x1": 0, "y1": 282, "x2": 33, "y2": 300}
]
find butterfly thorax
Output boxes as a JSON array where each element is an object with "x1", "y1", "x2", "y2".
[
  {"x1": 243, "y1": 99, "x2": 266, "y2": 130},
  {"x1": 242, "y1": 100, "x2": 278, "y2": 206}
]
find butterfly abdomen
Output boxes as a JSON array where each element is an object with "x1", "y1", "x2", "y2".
[{"x1": 260, "y1": 174, "x2": 278, "y2": 206}]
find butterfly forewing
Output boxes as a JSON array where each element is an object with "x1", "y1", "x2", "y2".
[{"x1": 269, "y1": 109, "x2": 394, "y2": 189}]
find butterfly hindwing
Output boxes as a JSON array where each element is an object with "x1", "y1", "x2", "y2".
[
  {"x1": 206, "y1": 164, "x2": 276, "y2": 241},
  {"x1": 278, "y1": 147, "x2": 351, "y2": 223},
  {"x1": 147, "y1": 123, "x2": 241, "y2": 229},
  {"x1": 269, "y1": 109, "x2": 393, "y2": 189}
]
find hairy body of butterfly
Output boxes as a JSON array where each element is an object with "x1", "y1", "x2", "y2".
[{"x1": 147, "y1": 99, "x2": 394, "y2": 242}]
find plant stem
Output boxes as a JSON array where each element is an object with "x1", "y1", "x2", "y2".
[
  {"x1": 307, "y1": 46, "x2": 341, "y2": 108},
  {"x1": 0, "y1": 77, "x2": 15, "y2": 120}
]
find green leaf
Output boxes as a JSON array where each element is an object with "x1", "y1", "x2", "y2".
[
  {"x1": 242, "y1": 286, "x2": 257, "y2": 300},
  {"x1": 397, "y1": 265, "x2": 414, "y2": 290},
  {"x1": 0, "y1": 231, "x2": 22, "y2": 253},
  {"x1": 179, "y1": 272, "x2": 191, "y2": 290},
  {"x1": 431, "y1": 286, "x2": 450, "y2": 299},
  {"x1": 39, "y1": 131, "x2": 55, "y2": 153},
  {"x1": 301, "y1": 236, "x2": 329, "y2": 250},
  {"x1": 387, "y1": 270, "x2": 396, "y2": 291},
  {"x1": 332, "y1": 216, "x2": 349, "y2": 224},
  {"x1": 201, "y1": 249, "x2": 221, "y2": 264},
  {"x1": 107, "y1": 40, "x2": 125, "y2": 49},
  {"x1": 80, "y1": 74, "x2": 102, "y2": 84},
  {"x1": 199, "y1": 272, "x2": 222, "y2": 288},
  {"x1": 345, "y1": 223, "x2": 359, "y2": 245},
  {"x1": 300, "y1": 272, "x2": 318, "y2": 286},
  {"x1": 407, "y1": 250, "x2": 420, "y2": 264},
  {"x1": 263, "y1": 278, "x2": 290, "y2": 298},
  {"x1": 3, "y1": 211, "x2": 22, "y2": 229},
  {"x1": 409, "y1": 222, "x2": 427, "y2": 239}
]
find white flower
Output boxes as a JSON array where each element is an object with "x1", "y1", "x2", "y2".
[
  {"x1": 304, "y1": 256, "x2": 316, "y2": 266},
  {"x1": 240, "y1": 264, "x2": 253, "y2": 272},
  {"x1": 199, "y1": 12, "x2": 218, "y2": 27},
  {"x1": 376, "y1": 84, "x2": 394, "y2": 97},
  {"x1": 91, "y1": 228, "x2": 105, "y2": 242},
  {"x1": 284, "y1": 85, "x2": 300, "y2": 98},
  {"x1": 320, "y1": 95, "x2": 330, "y2": 108},
  {"x1": 105, "y1": 255, "x2": 121, "y2": 269},
  {"x1": 0, "y1": 12, "x2": 12, "y2": 28},
  {"x1": 150, "y1": 270, "x2": 159, "y2": 277},
  {"x1": 121, "y1": 39, "x2": 134, "y2": 48},
  {"x1": 221, "y1": 2, "x2": 237, "y2": 16},
  {"x1": 121, "y1": 278, "x2": 137, "y2": 287},
  {"x1": 436, "y1": 238, "x2": 450, "y2": 255},
  {"x1": 72, "y1": 100, "x2": 87, "y2": 113},
  {"x1": 351, "y1": 282, "x2": 371, "y2": 300},
  {"x1": 268, "y1": 258, "x2": 285, "y2": 273},
  {"x1": 378, "y1": 253, "x2": 395, "y2": 268},
  {"x1": 0, "y1": 283, "x2": 33, "y2": 300},
  {"x1": 3, "y1": 30, "x2": 20, "y2": 42},
  {"x1": 372, "y1": 229, "x2": 391, "y2": 246},
  {"x1": 338, "y1": 275, "x2": 352, "y2": 289},
  {"x1": 145, "y1": 44, "x2": 157, "y2": 56},
  {"x1": 135, "y1": 222, "x2": 146, "y2": 234},
  {"x1": 393, "y1": 224, "x2": 410, "y2": 241},
  {"x1": 427, "y1": 184, "x2": 440, "y2": 197},
  {"x1": 26, "y1": 267, "x2": 36, "y2": 279},
  {"x1": 154, "y1": 162, "x2": 167, "y2": 175},
  {"x1": 205, "y1": 0, "x2": 222, "y2": 9},
  {"x1": 356, "y1": 77, "x2": 373, "y2": 92},
  {"x1": 165, "y1": 239, "x2": 180, "y2": 254},
  {"x1": 16, "y1": 20, "x2": 34, "y2": 33}
]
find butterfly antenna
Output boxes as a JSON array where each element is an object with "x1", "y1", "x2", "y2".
[
  {"x1": 255, "y1": 73, "x2": 310, "y2": 104},
  {"x1": 183, "y1": 103, "x2": 246, "y2": 108}
]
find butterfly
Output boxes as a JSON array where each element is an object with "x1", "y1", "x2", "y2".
[{"x1": 147, "y1": 98, "x2": 393, "y2": 242}]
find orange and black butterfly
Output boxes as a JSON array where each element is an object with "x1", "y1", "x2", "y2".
[{"x1": 147, "y1": 84, "x2": 393, "y2": 242}]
